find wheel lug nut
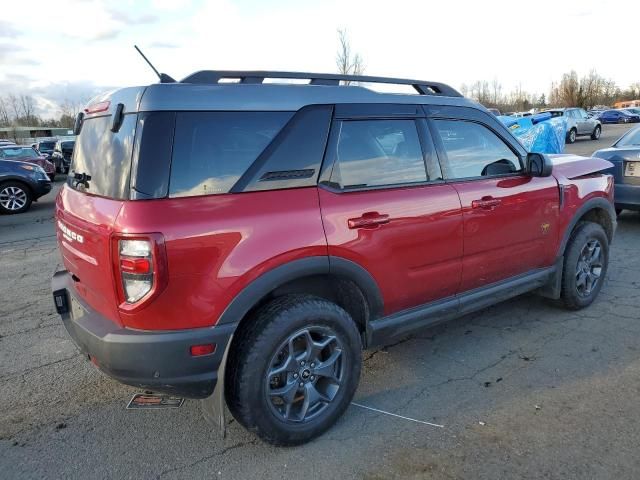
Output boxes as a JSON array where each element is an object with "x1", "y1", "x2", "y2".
[
  {"x1": 293, "y1": 373, "x2": 298, "y2": 378},
  {"x1": 300, "y1": 361, "x2": 305, "y2": 366},
  {"x1": 310, "y1": 363, "x2": 315, "y2": 368},
  {"x1": 310, "y1": 376, "x2": 315, "y2": 381},
  {"x1": 299, "y1": 382, "x2": 304, "y2": 387}
]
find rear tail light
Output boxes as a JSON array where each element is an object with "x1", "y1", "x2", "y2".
[
  {"x1": 119, "y1": 239, "x2": 153, "y2": 303},
  {"x1": 113, "y1": 234, "x2": 168, "y2": 309}
]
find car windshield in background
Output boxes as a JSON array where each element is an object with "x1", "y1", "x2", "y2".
[
  {"x1": 616, "y1": 128, "x2": 640, "y2": 147},
  {"x1": 0, "y1": 147, "x2": 39, "y2": 159},
  {"x1": 67, "y1": 114, "x2": 136, "y2": 199},
  {"x1": 61, "y1": 141, "x2": 75, "y2": 150},
  {"x1": 39, "y1": 142, "x2": 55, "y2": 150}
]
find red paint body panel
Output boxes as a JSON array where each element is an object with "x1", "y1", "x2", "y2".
[
  {"x1": 451, "y1": 175, "x2": 561, "y2": 291},
  {"x1": 55, "y1": 186, "x2": 124, "y2": 327},
  {"x1": 113, "y1": 187, "x2": 327, "y2": 330},
  {"x1": 318, "y1": 184, "x2": 463, "y2": 315}
]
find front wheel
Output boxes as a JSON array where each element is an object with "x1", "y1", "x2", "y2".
[
  {"x1": 225, "y1": 295, "x2": 362, "y2": 446},
  {"x1": 560, "y1": 222, "x2": 609, "y2": 310},
  {"x1": 591, "y1": 125, "x2": 601, "y2": 140},
  {"x1": 0, "y1": 182, "x2": 32, "y2": 214}
]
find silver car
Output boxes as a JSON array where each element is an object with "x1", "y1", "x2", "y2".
[{"x1": 545, "y1": 107, "x2": 602, "y2": 144}]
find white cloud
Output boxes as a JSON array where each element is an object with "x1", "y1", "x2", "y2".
[{"x1": 1, "y1": 0, "x2": 639, "y2": 120}]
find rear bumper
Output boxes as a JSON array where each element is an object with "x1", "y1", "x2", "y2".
[
  {"x1": 615, "y1": 183, "x2": 640, "y2": 210},
  {"x1": 51, "y1": 269, "x2": 236, "y2": 399}
]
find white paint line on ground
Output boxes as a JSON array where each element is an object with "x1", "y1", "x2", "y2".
[{"x1": 351, "y1": 402, "x2": 444, "y2": 428}]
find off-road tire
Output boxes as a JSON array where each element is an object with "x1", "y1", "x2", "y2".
[
  {"x1": 560, "y1": 222, "x2": 609, "y2": 310},
  {"x1": 225, "y1": 295, "x2": 362, "y2": 446}
]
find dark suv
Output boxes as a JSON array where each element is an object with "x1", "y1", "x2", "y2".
[
  {"x1": 51, "y1": 139, "x2": 75, "y2": 173},
  {"x1": 52, "y1": 71, "x2": 616, "y2": 445}
]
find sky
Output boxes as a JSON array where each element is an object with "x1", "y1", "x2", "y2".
[{"x1": 1, "y1": 0, "x2": 638, "y2": 119}]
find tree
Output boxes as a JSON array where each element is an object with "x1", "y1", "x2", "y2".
[{"x1": 336, "y1": 28, "x2": 364, "y2": 84}]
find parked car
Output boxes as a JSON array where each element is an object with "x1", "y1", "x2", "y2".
[
  {"x1": 0, "y1": 140, "x2": 16, "y2": 147},
  {"x1": 0, "y1": 159, "x2": 52, "y2": 214},
  {"x1": 487, "y1": 107, "x2": 501, "y2": 116},
  {"x1": 33, "y1": 139, "x2": 57, "y2": 160},
  {"x1": 592, "y1": 125, "x2": 640, "y2": 214},
  {"x1": 0, "y1": 145, "x2": 56, "y2": 181},
  {"x1": 52, "y1": 71, "x2": 616, "y2": 446},
  {"x1": 597, "y1": 109, "x2": 640, "y2": 124},
  {"x1": 544, "y1": 108, "x2": 602, "y2": 143},
  {"x1": 51, "y1": 139, "x2": 75, "y2": 173},
  {"x1": 622, "y1": 107, "x2": 640, "y2": 116}
]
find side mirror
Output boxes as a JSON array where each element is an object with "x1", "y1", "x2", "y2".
[{"x1": 527, "y1": 152, "x2": 553, "y2": 177}]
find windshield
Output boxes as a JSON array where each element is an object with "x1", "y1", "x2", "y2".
[
  {"x1": 67, "y1": 114, "x2": 137, "y2": 199},
  {"x1": 61, "y1": 141, "x2": 75, "y2": 150},
  {"x1": 616, "y1": 127, "x2": 640, "y2": 147},
  {"x1": 0, "y1": 147, "x2": 39, "y2": 159},
  {"x1": 39, "y1": 142, "x2": 55, "y2": 151}
]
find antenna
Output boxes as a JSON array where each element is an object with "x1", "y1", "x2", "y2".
[{"x1": 134, "y1": 45, "x2": 176, "y2": 83}]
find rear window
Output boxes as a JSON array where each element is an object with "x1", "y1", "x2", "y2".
[
  {"x1": 67, "y1": 114, "x2": 137, "y2": 199},
  {"x1": 61, "y1": 141, "x2": 75, "y2": 150},
  {"x1": 39, "y1": 142, "x2": 55, "y2": 150},
  {"x1": 169, "y1": 111, "x2": 292, "y2": 198}
]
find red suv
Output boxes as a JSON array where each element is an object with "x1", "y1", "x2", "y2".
[{"x1": 52, "y1": 71, "x2": 616, "y2": 445}]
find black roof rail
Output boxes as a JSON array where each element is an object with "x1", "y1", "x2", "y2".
[{"x1": 180, "y1": 70, "x2": 462, "y2": 97}]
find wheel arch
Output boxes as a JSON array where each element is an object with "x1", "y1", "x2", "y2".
[
  {"x1": 216, "y1": 256, "x2": 384, "y2": 335},
  {"x1": 558, "y1": 197, "x2": 616, "y2": 257}
]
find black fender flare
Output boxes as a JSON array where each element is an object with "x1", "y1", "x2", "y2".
[
  {"x1": 557, "y1": 197, "x2": 616, "y2": 258},
  {"x1": 216, "y1": 255, "x2": 384, "y2": 326}
]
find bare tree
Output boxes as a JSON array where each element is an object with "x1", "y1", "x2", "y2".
[
  {"x1": 0, "y1": 97, "x2": 10, "y2": 127},
  {"x1": 336, "y1": 28, "x2": 364, "y2": 84}
]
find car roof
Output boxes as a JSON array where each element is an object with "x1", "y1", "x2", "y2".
[{"x1": 87, "y1": 71, "x2": 481, "y2": 116}]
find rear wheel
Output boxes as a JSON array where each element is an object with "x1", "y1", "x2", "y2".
[
  {"x1": 591, "y1": 125, "x2": 601, "y2": 140},
  {"x1": 567, "y1": 128, "x2": 577, "y2": 144},
  {"x1": 226, "y1": 295, "x2": 362, "y2": 445},
  {"x1": 560, "y1": 222, "x2": 609, "y2": 310},
  {"x1": 0, "y1": 182, "x2": 32, "y2": 214}
]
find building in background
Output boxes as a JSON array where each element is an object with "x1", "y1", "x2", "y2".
[
  {"x1": 614, "y1": 100, "x2": 640, "y2": 108},
  {"x1": 0, "y1": 126, "x2": 74, "y2": 144}
]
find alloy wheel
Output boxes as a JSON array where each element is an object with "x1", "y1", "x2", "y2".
[
  {"x1": 266, "y1": 326, "x2": 345, "y2": 423},
  {"x1": 0, "y1": 186, "x2": 27, "y2": 211},
  {"x1": 575, "y1": 239, "x2": 603, "y2": 297}
]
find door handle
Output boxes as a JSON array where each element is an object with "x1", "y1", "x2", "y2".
[
  {"x1": 348, "y1": 212, "x2": 390, "y2": 229},
  {"x1": 471, "y1": 197, "x2": 501, "y2": 209}
]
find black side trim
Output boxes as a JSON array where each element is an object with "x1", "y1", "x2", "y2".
[
  {"x1": 216, "y1": 257, "x2": 330, "y2": 325},
  {"x1": 368, "y1": 267, "x2": 555, "y2": 347},
  {"x1": 216, "y1": 256, "x2": 385, "y2": 328},
  {"x1": 557, "y1": 197, "x2": 616, "y2": 257},
  {"x1": 328, "y1": 256, "x2": 384, "y2": 320}
]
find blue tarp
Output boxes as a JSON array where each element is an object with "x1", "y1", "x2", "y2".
[{"x1": 498, "y1": 114, "x2": 567, "y2": 154}]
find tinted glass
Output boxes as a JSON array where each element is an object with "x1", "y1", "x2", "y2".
[
  {"x1": 0, "y1": 147, "x2": 38, "y2": 159},
  {"x1": 39, "y1": 142, "x2": 55, "y2": 150},
  {"x1": 67, "y1": 114, "x2": 137, "y2": 199},
  {"x1": 169, "y1": 111, "x2": 292, "y2": 197},
  {"x1": 433, "y1": 120, "x2": 521, "y2": 179},
  {"x1": 331, "y1": 119, "x2": 427, "y2": 189},
  {"x1": 61, "y1": 141, "x2": 75, "y2": 150},
  {"x1": 132, "y1": 112, "x2": 175, "y2": 198}
]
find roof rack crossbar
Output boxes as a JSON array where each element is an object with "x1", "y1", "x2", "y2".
[{"x1": 180, "y1": 70, "x2": 462, "y2": 97}]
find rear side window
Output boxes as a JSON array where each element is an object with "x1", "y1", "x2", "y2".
[
  {"x1": 68, "y1": 114, "x2": 137, "y2": 199},
  {"x1": 330, "y1": 119, "x2": 427, "y2": 189},
  {"x1": 169, "y1": 112, "x2": 292, "y2": 198},
  {"x1": 433, "y1": 120, "x2": 521, "y2": 179}
]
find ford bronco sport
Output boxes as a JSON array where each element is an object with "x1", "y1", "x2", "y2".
[{"x1": 52, "y1": 71, "x2": 615, "y2": 446}]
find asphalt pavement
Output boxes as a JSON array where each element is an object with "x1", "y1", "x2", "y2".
[{"x1": 1, "y1": 124, "x2": 639, "y2": 479}]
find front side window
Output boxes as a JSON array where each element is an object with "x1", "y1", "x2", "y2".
[
  {"x1": 433, "y1": 120, "x2": 521, "y2": 179},
  {"x1": 330, "y1": 119, "x2": 427, "y2": 189},
  {"x1": 169, "y1": 111, "x2": 292, "y2": 198}
]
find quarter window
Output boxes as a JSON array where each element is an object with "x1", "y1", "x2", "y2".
[
  {"x1": 433, "y1": 120, "x2": 521, "y2": 179},
  {"x1": 330, "y1": 119, "x2": 427, "y2": 189},
  {"x1": 169, "y1": 111, "x2": 292, "y2": 198}
]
